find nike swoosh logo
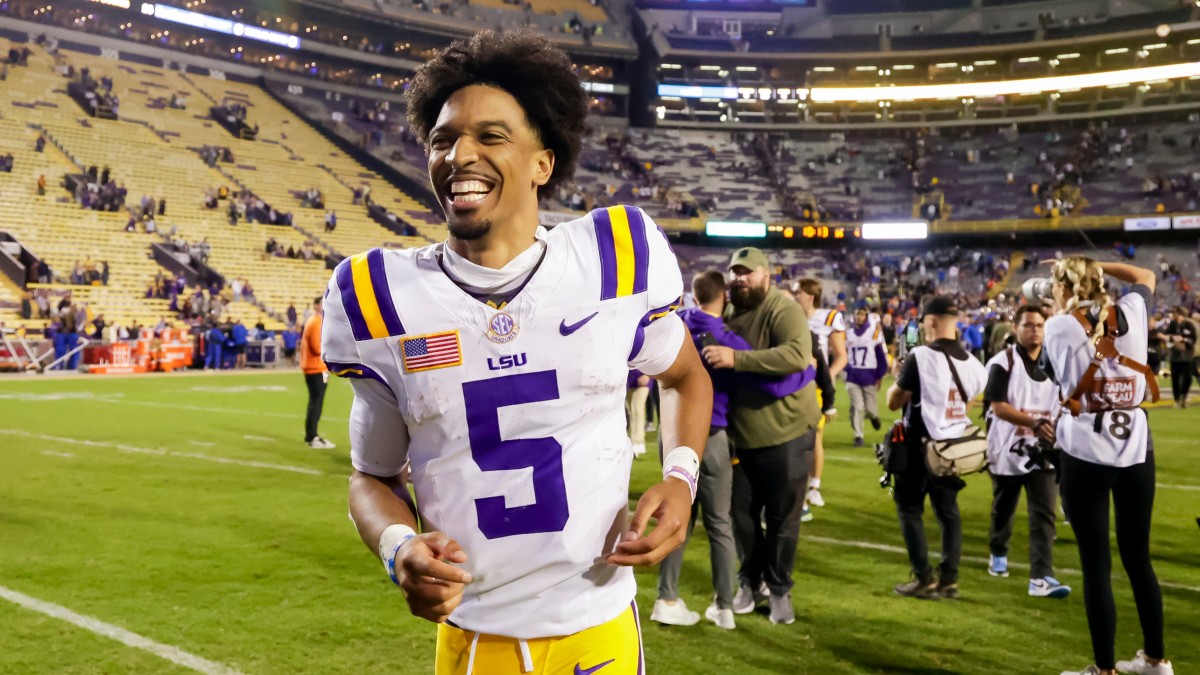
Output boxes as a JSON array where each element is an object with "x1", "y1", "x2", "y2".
[
  {"x1": 559, "y1": 311, "x2": 599, "y2": 336},
  {"x1": 574, "y1": 659, "x2": 615, "y2": 675}
]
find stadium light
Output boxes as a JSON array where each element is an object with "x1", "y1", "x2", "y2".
[
  {"x1": 808, "y1": 61, "x2": 1200, "y2": 102},
  {"x1": 860, "y1": 222, "x2": 928, "y2": 240}
]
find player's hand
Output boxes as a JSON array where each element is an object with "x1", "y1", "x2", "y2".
[
  {"x1": 1034, "y1": 420, "x2": 1056, "y2": 444},
  {"x1": 606, "y1": 478, "x2": 691, "y2": 567},
  {"x1": 823, "y1": 409, "x2": 837, "y2": 422},
  {"x1": 394, "y1": 532, "x2": 472, "y2": 624},
  {"x1": 701, "y1": 345, "x2": 735, "y2": 369}
]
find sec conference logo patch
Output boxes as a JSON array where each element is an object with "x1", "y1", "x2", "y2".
[{"x1": 486, "y1": 311, "x2": 519, "y2": 344}]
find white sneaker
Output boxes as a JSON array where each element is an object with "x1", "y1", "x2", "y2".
[
  {"x1": 1029, "y1": 576, "x2": 1071, "y2": 599},
  {"x1": 308, "y1": 437, "x2": 336, "y2": 449},
  {"x1": 649, "y1": 599, "x2": 699, "y2": 626},
  {"x1": 1117, "y1": 650, "x2": 1174, "y2": 675},
  {"x1": 631, "y1": 443, "x2": 646, "y2": 457},
  {"x1": 807, "y1": 487, "x2": 825, "y2": 507},
  {"x1": 704, "y1": 602, "x2": 735, "y2": 630}
]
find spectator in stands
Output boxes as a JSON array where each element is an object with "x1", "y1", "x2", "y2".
[
  {"x1": 91, "y1": 314, "x2": 106, "y2": 340},
  {"x1": 286, "y1": 302, "x2": 298, "y2": 327},
  {"x1": 301, "y1": 296, "x2": 334, "y2": 449},
  {"x1": 158, "y1": 197, "x2": 166, "y2": 216},
  {"x1": 0, "y1": 153, "x2": 12, "y2": 173},
  {"x1": 19, "y1": 292, "x2": 32, "y2": 320},
  {"x1": 324, "y1": 210, "x2": 337, "y2": 233},
  {"x1": 35, "y1": 135, "x2": 45, "y2": 153},
  {"x1": 231, "y1": 319, "x2": 249, "y2": 369},
  {"x1": 36, "y1": 174, "x2": 46, "y2": 196}
]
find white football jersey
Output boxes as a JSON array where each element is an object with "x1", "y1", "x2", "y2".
[
  {"x1": 984, "y1": 346, "x2": 1058, "y2": 476},
  {"x1": 808, "y1": 307, "x2": 846, "y2": 362},
  {"x1": 911, "y1": 346, "x2": 988, "y2": 441},
  {"x1": 321, "y1": 206, "x2": 684, "y2": 639},
  {"x1": 845, "y1": 320, "x2": 884, "y2": 374},
  {"x1": 1045, "y1": 293, "x2": 1150, "y2": 467}
]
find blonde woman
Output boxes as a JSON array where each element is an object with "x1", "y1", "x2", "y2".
[{"x1": 1043, "y1": 257, "x2": 1171, "y2": 675}]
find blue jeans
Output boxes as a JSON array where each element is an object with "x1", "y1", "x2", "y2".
[{"x1": 205, "y1": 343, "x2": 222, "y2": 369}]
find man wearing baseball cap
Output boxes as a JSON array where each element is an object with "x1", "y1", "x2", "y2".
[
  {"x1": 885, "y1": 295, "x2": 987, "y2": 599},
  {"x1": 700, "y1": 247, "x2": 819, "y2": 625}
]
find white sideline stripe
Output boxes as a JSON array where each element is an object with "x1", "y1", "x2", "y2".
[
  {"x1": 42, "y1": 450, "x2": 75, "y2": 458},
  {"x1": 243, "y1": 435, "x2": 275, "y2": 442},
  {"x1": 1159, "y1": 483, "x2": 1200, "y2": 491},
  {"x1": 189, "y1": 441, "x2": 216, "y2": 447},
  {"x1": 801, "y1": 534, "x2": 1200, "y2": 594},
  {"x1": 90, "y1": 398, "x2": 346, "y2": 423},
  {"x1": 825, "y1": 454, "x2": 873, "y2": 464},
  {"x1": 0, "y1": 429, "x2": 322, "y2": 476},
  {"x1": 0, "y1": 584, "x2": 243, "y2": 675}
]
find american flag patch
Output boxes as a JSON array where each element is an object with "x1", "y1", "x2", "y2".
[{"x1": 400, "y1": 330, "x2": 463, "y2": 373}]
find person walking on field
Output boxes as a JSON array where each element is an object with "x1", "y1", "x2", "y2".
[{"x1": 302, "y1": 296, "x2": 335, "y2": 449}]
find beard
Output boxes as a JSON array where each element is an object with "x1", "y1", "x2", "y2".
[
  {"x1": 448, "y1": 217, "x2": 492, "y2": 242},
  {"x1": 730, "y1": 282, "x2": 768, "y2": 310}
]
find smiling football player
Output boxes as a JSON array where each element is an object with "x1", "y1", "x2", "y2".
[{"x1": 321, "y1": 28, "x2": 713, "y2": 675}]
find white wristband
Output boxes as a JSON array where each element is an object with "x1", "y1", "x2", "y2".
[
  {"x1": 378, "y1": 523, "x2": 417, "y2": 586},
  {"x1": 662, "y1": 446, "x2": 700, "y2": 503}
]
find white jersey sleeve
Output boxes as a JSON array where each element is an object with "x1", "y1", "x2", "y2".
[
  {"x1": 831, "y1": 310, "x2": 847, "y2": 333},
  {"x1": 321, "y1": 256, "x2": 410, "y2": 477},
  {"x1": 627, "y1": 209, "x2": 685, "y2": 376}
]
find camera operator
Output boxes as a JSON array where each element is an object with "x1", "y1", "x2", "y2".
[
  {"x1": 981, "y1": 305, "x2": 1070, "y2": 599},
  {"x1": 1042, "y1": 257, "x2": 1171, "y2": 675},
  {"x1": 885, "y1": 296, "x2": 987, "y2": 600}
]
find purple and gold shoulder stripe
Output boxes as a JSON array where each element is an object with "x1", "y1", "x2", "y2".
[
  {"x1": 593, "y1": 205, "x2": 650, "y2": 301},
  {"x1": 334, "y1": 249, "x2": 406, "y2": 342},
  {"x1": 323, "y1": 360, "x2": 391, "y2": 390}
]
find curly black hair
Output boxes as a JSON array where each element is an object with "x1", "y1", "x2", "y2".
[{"x1": 404, "y1": 28, "x2": 588, "y2": 200}]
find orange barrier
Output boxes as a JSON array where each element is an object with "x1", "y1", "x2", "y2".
[{"x1": 84, "y1": 328, "x2": 194, "y2": 374}]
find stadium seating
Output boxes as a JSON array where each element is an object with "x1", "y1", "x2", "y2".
[{"x1": 0, "y1": 39, "x2": 448, "y2": 334}]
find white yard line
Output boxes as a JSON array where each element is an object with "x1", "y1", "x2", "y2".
[
  {"x1": 41, "y1": 450, "x2": 75, "y2": 459},
  {"x1": 189, "y1": 441, "x2": 216, "y2": 447},
  {"x1": 0, "y1": 585, "x2": 244, "y2": 675},
  {"x1": 1159, "y1": 483, "x2": 1200, "y2": 491},
  {"x1": 801, "y1": 534, "x2": 1200, "y2": 594},
  {"x1": 242, "y1": 435, "x2": 275, "y2": 442},
  {"x1": 1, "y1": 429, "x2": 322, "y2": 476}
]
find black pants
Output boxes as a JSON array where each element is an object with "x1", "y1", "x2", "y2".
[
  {"x1": 1060, "y1": 451, "x2": 1164, "y2": 670},
  {"x1": 893, "y1": 451, "x2": 963, "y2": 584},
  {"x1": 304, "y1": 373, "x2": 327, "y2": 442},
  {"x1": 988, "y1": 469, "x2": 1058, "y2": 579},
  {"x1": 731, "y1": 429, "x2": 814, "y2": 596},
  {"x1": 1169, "y1": 360, "x2": 1193, "y2": 403}
]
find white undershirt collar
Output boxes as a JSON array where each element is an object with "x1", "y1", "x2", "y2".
[{"x1": 441, "y1": 226, "x2": 548, "y2": 296}]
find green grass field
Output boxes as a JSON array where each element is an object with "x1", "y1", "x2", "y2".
[{"x1": 0, "y1": 371, "x2": 1196, "y2": 674}]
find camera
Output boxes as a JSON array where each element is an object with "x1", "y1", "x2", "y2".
[
  {"x1": 1012, "y1": 439, "x2": 1059, "y2": 472},
  {"x1": 1021, "y1": 277, "x2": 1055, "y2": 303}
]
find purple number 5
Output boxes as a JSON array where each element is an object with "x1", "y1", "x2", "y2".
[{"x1": 462, "y1": 370, "x2": 570, "y2": 539}]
